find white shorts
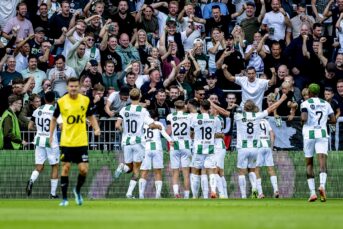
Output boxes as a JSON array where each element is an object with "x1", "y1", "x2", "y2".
[
  {"x1": 215, "y1": 148, "x2": 226, "y2": 169},
  {"x1": 304, "y1": 138, "x2": 329, "y2": 158},
  {"x1": 35, "y1": 146, "x2": 60, "y2": 165},
  {"x1": 256, "y1": 148, "x2": 274, "y2": 167},
  {"x1": 191, "y1": 154, "x2": 216, "y2": 169},
  {"x1": 170, "y1": 149, "x2": 191, "y2": 169},
  {"x1": 237, "y1": 148, "x2": 258, "y2": 169},
  {"x1": 123, "y1": 144, "x2": 144, "y2": 163},
  {"x1": 140, "y1": 150, "x2": 164, "y2": 170}
]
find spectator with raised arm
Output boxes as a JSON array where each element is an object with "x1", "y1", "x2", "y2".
[{"x1": 115, "y1": 33, "x2": 140, "y2": 70}]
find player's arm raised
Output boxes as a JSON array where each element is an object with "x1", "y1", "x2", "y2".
[{"x1": 266, "y1": 93, "x2": 288, "y2": 114}]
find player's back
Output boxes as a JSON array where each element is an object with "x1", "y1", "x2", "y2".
[
  {"x1": 143, "y1": 121, "x2": 163, "y2": 151},
  {"x1": 119, "y1": 104, "x2": 151, "y2": 145},
  {"x1": 258, "y1": 119, "x2": 272, "y2": 148},
  {"x1": 301, "y1": 97, "x2": 333, "y2": 139},
  {"x1": 191, "y1": 113, "x2": 220, "y2": 154},
  {"x1": 32, "y1": 104, "x2": 58, "y2": 148},
  {"x1": 167, "y1": 111, "x2": 192, "y2": 150},
  {"x1": 235, "y1": 111, "x2": 268, "y2": 149}
]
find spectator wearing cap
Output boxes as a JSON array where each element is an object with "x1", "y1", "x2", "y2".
[
  {"x1": 204, "y1": 73, "x2": 225, "y2": 106},
  {"x1": 28, "y1": 26, "x2": 66, "y2": 58},
  {"x1": 191, "y1": 4, "x2": 246, "y2": 38},
  {"x1": 222, "y1": 66, "x2": 276, "y2": 111},
  {"x1": 159, "y1": 19, "x2": 194, "y2": 61},
  {"x1": 147, "y1": 88, "x2": 171, "y2": 124},
  {"x1": 115, "y1": 33, "x2": 140, "y2": 70},
  {"x1": 104, "y1": 85, "x2": 131, "y2": 117},
  {"x1": 261, "y1": 0, "x2": 291, "y2": 44},
  {"x1": 48, "y1": 55, "x2": 76, "y2": 97},
  {"x1": 80, "y1": 59, "x2": 104, "y2": 87},
  {"x1": 240, "y1": 1, "x2": 266, "y2": 44},
  {"x1": 20, "y1": 55, "x2": 47, "y2": 94},
  {"x1": 215, "y1": 34, "x2": 245, "y2": 90},
  {"x1": 291, "y1": 4, "x2": 315, "y2": 39},
  {"x1": 178, "y1": 3, "x2": 205, "y2": 52},
  {"x1": 2, "y1": 2, "x2": 34, "y2": 42},
  {"x1": 102, "y1": 60, "x2": 121, "y2": 92}
]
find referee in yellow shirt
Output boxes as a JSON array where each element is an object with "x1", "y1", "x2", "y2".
[{"x1": 50, "y1": 77, "x2": 100, "y2": 206}]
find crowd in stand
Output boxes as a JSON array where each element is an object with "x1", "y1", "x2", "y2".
[{"x1": 1, "y1": 0, "x2": 343, "y2": 149}]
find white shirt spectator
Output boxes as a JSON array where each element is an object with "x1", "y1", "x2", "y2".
[
  {"x1": 124, "y1": 74, "x2": 149, "y2": 89},
  {"x1": 235, "y1": 76, "x2": 269, "y2": 111},
  {"x1": 181, "y1": 16, "x2": 204, "y2": 51},
  {"x1": 62, "y1": 31, "x2": 82, "y2": 58},
  {"x1": 2, "y1": 16, "x2": 34, "y2": 41},
  {"x1": 206, "y1": 41, "x2": 224, "y2": 74},
  {"x1": 15, "y1": 53, "x2": 28, "y2": 72},
  {"x1": 85, "y1": 47, "x2": 101, "y2": 62},
  {"x1": 262, "y1": 11, "x2": 289, "y2": 41}
]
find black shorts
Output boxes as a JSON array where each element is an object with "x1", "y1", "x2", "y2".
[{"x1": 60, "y1": 146, "x2": 89, "y2": 164}]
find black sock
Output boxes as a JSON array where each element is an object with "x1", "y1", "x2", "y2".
[
  {"x1": 60, "y1": 176, "x2": 69, "y2": 200},
  {"x1": 76, "y1": 174, "x2": 86, "y2": 193}
]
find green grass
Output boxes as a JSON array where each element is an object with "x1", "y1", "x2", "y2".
[{"x1": 1, "y1": 199, "x2": 343, "y2": 229}]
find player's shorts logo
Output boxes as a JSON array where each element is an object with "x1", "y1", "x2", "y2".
[
  {"x1": 125, "y1": 112, "x2": 129, "y2": 117},
  {"x1": 198, "y1": 120, "x2": 202, "y2": 125}
]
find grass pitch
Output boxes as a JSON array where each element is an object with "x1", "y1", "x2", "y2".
[{"x1": 1, "y1": 199, "x2": 343, "y2": 229}]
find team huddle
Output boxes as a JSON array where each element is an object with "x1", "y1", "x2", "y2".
[{"x1": 25, "y1": 81, "x2": 335, "y2": 205}]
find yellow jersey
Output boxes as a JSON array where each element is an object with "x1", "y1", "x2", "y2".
[{"x1": 53, "y1": 94, "x2": 92, "y2": 147}]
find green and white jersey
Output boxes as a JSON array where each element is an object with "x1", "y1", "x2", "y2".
[
  {"x1": 31, "y1": 104, "x2": 58, "y2": 148},
  {"x1": 234, "y1": 110, "x2": 268, "y2": 149},
  {"x1": 118, "y1": 105, "x2": 154, "y2": 146},
  {"x1": 214, "y1": 115, "x2": 226, "y2": 150},
  {"x1": 143, "y1": 121, "x2": 172, "y2": 151},
  {"x1": 190, "y1": 113, "x2": 221, "y2": 154},
  {"x1": 258, "y1": 119, "x2": 272, "y2": 148},
  {"x1": 166, "y1": 111, "x2": 192, "y2": 150},
  {"x1": 300, "y1": 97, "x2": 333, "y2": 139}
]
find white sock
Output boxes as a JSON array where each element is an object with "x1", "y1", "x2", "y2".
[
  {"x1": 50, "y1": 179, "x2": 58, "y2": 196},
  {"x1": 221, "y1": 176, "x2": 228, "y2": 198},
  {"x1": 139, "y1": 178, "x2": 147, "y2": 199},
  {"x1": 190, "y1": 174, "x2": 200, "y2": 198},
  {"x1": 126, "y1": 180, "x2": 137, "y2": 196},
  {"x1": 319, "y1": 173, "x2": 327, "y2": 190},
  {"x1": 201, "y1": 174, "x2": 209, "y2": 199},
  {"x1": 123, "y1": 165, "x2": 130, "y2": 173},
  {"x1": 270, "y1": 176, "x2": 278, "y2": 192},
  {"x1": 248, "y1": 172, "x2": 257, "y2": 190},
  {"x1": 184, "y1": 190, "x2": 190, "y2": 199},
  {"x1": 215, "y1": 174, "x2": 224, "y2": 196},
  {"x1": 30, "y1": 170, "x2": 39, "y2": 183},
  {"x1": 209, "y1": 174, "x2": 217, "y2": 193},
  {"x1": 256, "y1": 178, "x2": 263, "y2": 195},
  {"x1": 173, "y1": 184, "x2": 179, "y2": 196},
  {"x1": 238, "y1": 175, "x2": 247, "y2": 198},
  {"x1": 307, "y1": 178, "x2": 316, "y2": 195},
  {"x1": 155, "y1": 180, "x2": 162, "y2": 198}
]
